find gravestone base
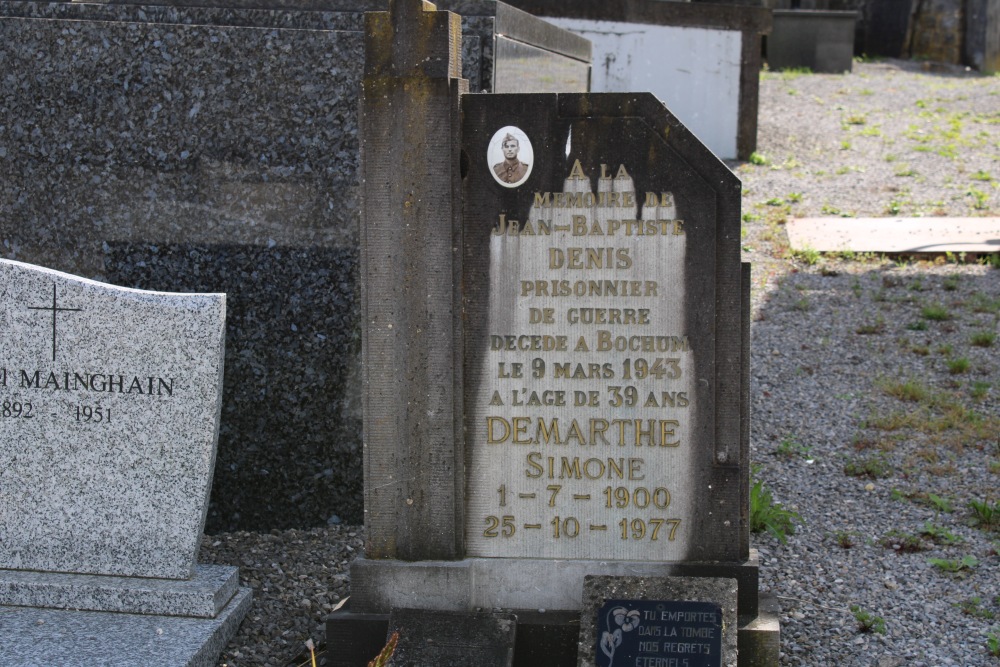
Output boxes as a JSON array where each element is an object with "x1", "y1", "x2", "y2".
[
  {"x1": 737, "y1": 595, "x2": 781, "y2": 667},
  {"x1": 0, "y1": 566, "x2": 251, "y2": 667},
  {"x1": 350, "y1": 554, "x2": 763, "y2": 620},
  {"x1": 330, "y1": 581, "x2": 778, "y2": 666},
  {"x1": 334, "y1": 552, "x2": 778, "y2": 666},
  {"x1": 328, "y1": 605, "x2": 778, "y2": 667},
  {"x1": 329, "y1": 606, "x2": 580, "y2": 667}
]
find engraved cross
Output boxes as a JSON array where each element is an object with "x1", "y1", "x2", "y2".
[{"x1": 28, "y1": 284, "x2": 83, "y2": 362}]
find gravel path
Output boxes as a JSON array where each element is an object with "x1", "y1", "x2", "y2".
[{"x1": 202, "y1": 59, "x2": 1000, "y2": 666}]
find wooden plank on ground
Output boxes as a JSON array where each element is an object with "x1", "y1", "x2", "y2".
[{"x1": 786, "y1": 217, "x2": 1000, "y2": 254}]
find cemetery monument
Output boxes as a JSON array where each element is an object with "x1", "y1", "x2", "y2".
[
  {"x1": 0, "y1": 258, "x2": 250, "y2": 666},
  {"x1": 328, "y1": 1, "x2": 779, "y2": 665}
]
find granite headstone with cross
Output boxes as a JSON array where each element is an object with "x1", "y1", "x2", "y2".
[
  {"x1": 330, "y1": 1, "x2": 779, "y2": 665},
  {"x1": 0, "y1": 258, "x2": 250, "y2": 666}
]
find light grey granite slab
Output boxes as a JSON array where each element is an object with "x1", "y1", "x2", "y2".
[
  {"x1": 0, "y1": 587, "x2": 251, "y2": 667},
  {"x1": 0, "y1": 564, "x2": 238, "y2": 618},
  {"x1": 0, "y1": 259, "x2": 225, "y2": 580}
]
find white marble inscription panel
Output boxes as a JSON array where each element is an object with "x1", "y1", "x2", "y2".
[{"x1": 466, "y1": 162, "x2": 695, "y2": 560}]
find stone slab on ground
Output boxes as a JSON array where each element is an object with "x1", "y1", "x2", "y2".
[
  {"x1": 786, "y1": 217, "x2": 1000, "y2": 254},
  {"x1": 0, "y1": 564, "x2": 239, "y2": 618},
  {"x1": 0, "y1": 587, "x2": 251, "y2": 667},
  {"x1": 386, "y1": 608, "x2": 517, "y2": 667}
]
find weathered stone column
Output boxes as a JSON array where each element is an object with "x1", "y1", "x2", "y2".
[{"x1": 359, "y1": 0, "x2": 468, "y2": 561}]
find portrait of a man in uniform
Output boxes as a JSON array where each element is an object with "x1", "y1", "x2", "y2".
[
  {"x1": 493, "y1": 134, "x2": 529, "y2": 184},
  {"x1": 488, "y1": 127, "x2": 533, "y2": 188}
]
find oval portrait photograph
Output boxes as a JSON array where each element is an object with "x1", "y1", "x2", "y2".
[{"x1": 488, "y1": 126, "x2": 534, "y2": 188}]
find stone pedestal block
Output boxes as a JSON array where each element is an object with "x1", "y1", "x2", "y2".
[{"x1": 770, "y1": 10, "x2": 857, "y2": 73}]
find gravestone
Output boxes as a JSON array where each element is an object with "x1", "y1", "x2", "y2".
[
  {"x1": 0, "y1": 258, "x2": 250, "y2": 666},
  {"x1": 0, "y1": 0, "x2": 590, "y2": 534},
  {"x1": 502, "y1": 0, "x2": 772, "y2": 161},
  {"x1": 330, "y1": 1, "x2": 778, "y2": 665}
]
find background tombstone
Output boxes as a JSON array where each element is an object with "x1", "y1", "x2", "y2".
[
  {"x1": 335, "y1": 1, "x2": 778, "y2": 665},
  {"x1": 0, "y1": 258, "x2": 250, "y2": 666},
  {"x1": 0, "y1": 0, "x2": 590, "y2": 534},
  {"x1": 499, "y1": 0, "x2": 772, "y2": 161}
]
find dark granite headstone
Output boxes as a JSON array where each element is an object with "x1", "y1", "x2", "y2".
[
  {"x1": 386, "y1": 609, "x2": 517, "y2": 667},
  {"x1": 0, "y1": 0, "x2": 589, "y2": 532}
]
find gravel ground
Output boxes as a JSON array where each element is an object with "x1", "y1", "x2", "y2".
[{"x1": 202, "y1": 59, "x2": 1000, "y2": 666}]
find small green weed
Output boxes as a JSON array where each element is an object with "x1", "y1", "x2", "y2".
[
  {"x1": 742, "y1": 212, "x2": 760, "y2": 222},
  {"x1": 942, "y1": 275, "x2": 960, "y2": 291},
  {"x1": 920, "y1": 521, "x2": 962, "y2": 545},
  {"x1": 906, "y1": 320, "x2": 929, "y2": 331},
  {"x1": 987, "y1": 630, "x2": 1000, "y2": 657},
  {"x1": 921, "y1": 304, "x2": 951, "y2": 321},
  {"x1": 928, "y1": 493, "x2": 954, "y2": 513},
  {"x1": 968, "y1": 499, "x2": 999, "y2": 530},
  {"x1": 928, "y1": 554, "x2": 978, "y2": 573},
  {"x1": 844, "y1": 455, "x2": 893, "y2": 479},
  {"x1": 749, "y1": 152, "x2": 769, "y2": 166},
  {"x1": 881, "y1": 529, "x2": 926, "y2": 553},
  {"x1": 894, "y1": 166, "x2": 917, "y2": 177},
  {"x1": 792, "y1": 248, "x2": 821, "y2": 266},
  {"x1": 971, "y1": 331, "x2": 996, "y2": 347},
  {"x1": 856, "y1": 315, "x2": 886, "y2": 335},
  {"x1": 881, "y1": 378, "x2": 929, "y2": 403},
  {"x1": 954, "y1": 597, "x2": 996, "y2": 619},
  {"x1": 779, "y1": 66, "x2": 812, "y2": 80},
  {"x1": 967, "y1": 187, "x2": 990, "y2": 210},
  {"x1": 947, "y1": 357, "x2": 971, "y2": 374},
  {"x1": 971, "y1": 170, "x2": 993, "y2": 181},
  {"x1": 970, "y1": 293, "x2": 1000, "y2": 313},
  {"x1": 970, "y1": 381, "x2": 991, "y2": 400},
  {"x1": 845, "y1": 114, "x2": 867, "y2": 125},
  {"x1": 849, "y1": 605, "x2": 886, "y2": 634},
  {"x1": 749, "y1": 468, "x2": 802, "y2": 544},
  {"x1": 776, "y1": 437, "x2": 812, "y2": 460},
  {"x1": 832, "y1": 530, "x2": 856, "y2": 548}
]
